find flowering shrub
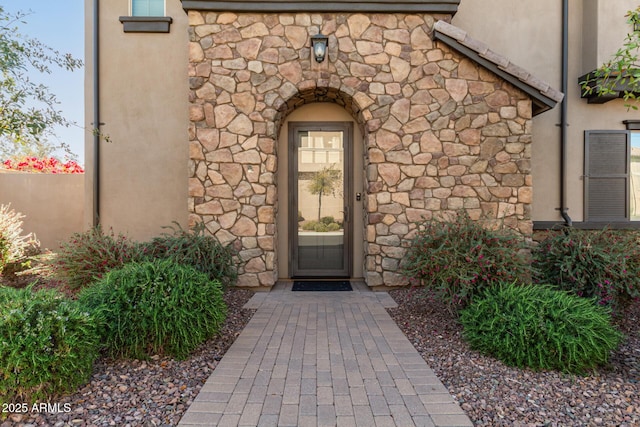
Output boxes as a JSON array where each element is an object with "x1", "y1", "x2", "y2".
[
  {"x1": 401, "y1": 213, "x2": 531, "y2": 313},
  {"x1": 533, "y1": 227, "x2": 640, "y2": 313},
  {"x1": 55, "y1": 226, "x2": 144, "y2": 290},
  {"x1": 0, "y1": 204, "x2": 39, "y2": 274},
  {"x1": 2, "y1": 157, "x2": 84, "y2": 174}
]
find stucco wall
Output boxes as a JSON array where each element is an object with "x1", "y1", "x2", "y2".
[
  {"x1": 84, "y1": 0, "x2": 189, "y2": 241},
  {"x1": 0, "y1": 173, "x2": 84, "y2": 250},
  {"x1": 454, "y1": 0, "x2": 639, "y2": 223}
]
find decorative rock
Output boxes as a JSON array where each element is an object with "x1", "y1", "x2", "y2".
[
  {"x1": 347, "y1": 14, "x2": 371, "y2": 38},
  {"x1": 220, "y1": 163, "x2": 244, "y2": 186},
  {"x1": 196, "y1": 200, "x2": 223, "y2": 215},
  {"x1": 230, "y1": 217, "x2": 257, "y2": 237},
  {"x1": 390, "y1": 57, "x2": 411, "y2": 82},
  {"x1": 227, "y1": 114, "x2": 253, "y2": 136}
]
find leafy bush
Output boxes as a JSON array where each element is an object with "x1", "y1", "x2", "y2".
[
  {"x1": 533, "y1": 227, "x2": 640, "y2": 312},
  {"x1": 401, "y1": 213, "x2": 530, "y2": 312},
  {"x1": 55, "y1": 226, "x2": 144, "y2": 290},
  {"x1": 0, "y1": 204, "x2": 39, "y2": 274},
  {"x1": 0, "y1": 286, "x2": 99, "y2": 404},
  {"x1": 320, "y1": 216, "x2": 335, "y2": 225},
  {"x1": 140, "y1": 222, "x2": 236, "y2": 287},
  {"x1": 314, "y1": 223, "x2": 328, "y2": 232},
  {"x1": 302, "y1": 220, "x2": 341, "y2": 232},
  {"x1": 460, "y1": 282, "x2": 622, "y2": 374},
  {"x1": 78, "y1": 259, "x2": 227, "y2": 360},
  {"x1": 327, "y1": 223, "x2": 341, "y2": 232},
  {"x1": 302, "y1": 220, "x2": 318, "y2": 231}
]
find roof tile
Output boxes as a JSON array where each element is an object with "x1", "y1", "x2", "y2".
[
  {"x1": 479, "y1": 49, "x2": 510, "y2": 68},
  {"x1": 459, "y1": 36, "x2": 489, "y2": 55},
  {"x1": 502, "y1": 63, "x2": 531, "y2": 82},
  {"x1": 432, "y1": 20, "x2": 564, "y2": 112}
]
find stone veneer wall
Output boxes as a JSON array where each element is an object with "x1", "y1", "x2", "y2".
[{"x1": 187, "y1": 11, "x2": 534, "y2": 288}]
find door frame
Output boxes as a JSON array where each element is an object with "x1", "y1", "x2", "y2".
[{"x1": 288, "y1": 121, "x2": 354, "y2": 278}]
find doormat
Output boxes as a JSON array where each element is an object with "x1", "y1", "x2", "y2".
[{"x1": 292, "y1": 281, "x2": 352, "y2": 291}]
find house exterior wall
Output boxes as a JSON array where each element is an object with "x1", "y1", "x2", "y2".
[
  {"x1": 187, "y1": 10, "x2": 534, "y2": 287},
  {"x1": 88, "y1": 0, "x2": 638, "y2": 288},
  {"x1": 84, "y1": 0, "x2": 190, "y2": 241},
  {"x1": 454, "y1": 0, "x2": 639, "y2": 223}
]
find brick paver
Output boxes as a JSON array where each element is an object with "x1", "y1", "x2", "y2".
[{"x1": 178, "y1": 283, "x2": 472, "y2": 427}]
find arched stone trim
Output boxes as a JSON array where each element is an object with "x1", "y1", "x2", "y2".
[{"x1": 273, "y1": 83, "x2": 368, "y2": 140}]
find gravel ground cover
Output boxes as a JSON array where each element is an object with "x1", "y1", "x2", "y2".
[
  {"x1": 387, "y1": 288, "x2": 640, "y2": 427},
  {"x1": 3, "y1": 279, "x2": 638, "y2": 426},
  {"x1": 1, "y1": 288, "x2": 255, "y2": 427}
]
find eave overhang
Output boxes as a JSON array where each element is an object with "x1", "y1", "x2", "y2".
[
  {"x1": 433, "y1": 21, "x2": 564, "y2": 116},
  {"x1": 181, "y1": 0, "x2": 460, "y2": 14}
]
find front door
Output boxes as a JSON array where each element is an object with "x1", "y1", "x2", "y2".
[{"x1": 289, "y1": 122, "x2": 353, "y2": 278}]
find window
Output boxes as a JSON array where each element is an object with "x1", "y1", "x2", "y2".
[
  {"x1": 132, "y1": 0, "x2": 164, "y2": 17},
  {"x1": 584, "y1": 130, "x2": 637, "y2": 222},
  {"x1": 120, "y1": 0, "x2": 171, "y2": 33}
]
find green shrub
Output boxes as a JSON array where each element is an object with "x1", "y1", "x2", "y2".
[
  {"x1": 55, "y1": 225, "x2": 144, "y2": 290},
  {"x1": 327, "y1": 223, "x2": 341, "y2": 232},
  {"x1": 314, "y1": 223, "x2": 328, "y2": 232},
  {"x1": 533, "y1": 228, "x2": 640, "y2": 312},
  {"x1": 460, "y1": 282, "x2": 622, "y2": 374},
  {"x1": 401, "y1": 213, "x2": 530, "y2": 312},
  {"x1": 320, "y1": 216, "x2": 335, "y2": 225},
  {"x1": 0, "y1": 286, "x2": 99, "y2": 404},
  {"x1": 78, "y1": 259, "x2": 227, "y2": 360},
  {"x1": 0, "y1": 204, "x2": 39, "y2": 275},
  {"x1": 140, "y1": 222, "x2": 237, "y2": 287},
  {"x1": 302, "y1": 220, "x2": 318, "y2": 231}
]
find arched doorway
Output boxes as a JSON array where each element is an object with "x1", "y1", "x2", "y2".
[{"x1": 277, "y1": 103, "x2": 365, "y2": 280}]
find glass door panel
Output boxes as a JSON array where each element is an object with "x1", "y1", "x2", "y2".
[{"x1": 290, "y1": 123, "x2": 352, "y2": 277}]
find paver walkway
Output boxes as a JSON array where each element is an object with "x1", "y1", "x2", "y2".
[{"x1": 178, "y1": 282, "x2": 473, "y2": 427}]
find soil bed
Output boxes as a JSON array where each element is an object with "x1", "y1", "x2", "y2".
[
  {"x1": 2, "y1": 265, "x2": 638, "y2": 426},
  {"x1": 1, "y1": 266, "x2": 255, "y2": 427},
  {"x1": 387, "y1": 288, "x2": 640, "y2": 427}
]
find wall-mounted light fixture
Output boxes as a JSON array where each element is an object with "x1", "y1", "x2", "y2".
[{"x1": 311, "y1": 33, "x2": 329, "y2": 63}]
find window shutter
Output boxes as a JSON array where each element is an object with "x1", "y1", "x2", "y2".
[
  {"x1": 584, "y1": 130, "x2": 630, "y2": 222},
  {"x1": 132, "y1": 0, "x2": 164, "y2": 16}
]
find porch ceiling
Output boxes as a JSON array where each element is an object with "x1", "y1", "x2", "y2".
[
  {"x1": 181, "y1": 0, "x2": 460, "y2": 14},
  {"x1": 433, "y1": 20, "x2": 564, "y2": 116}
]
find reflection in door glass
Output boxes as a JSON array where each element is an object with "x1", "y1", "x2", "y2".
[
  {"x1": 296, "y1": 130, "x2": 345, "y2": 271},
  {"x1": 632, "y1": 132, "x2": 640, "y2": 220}
]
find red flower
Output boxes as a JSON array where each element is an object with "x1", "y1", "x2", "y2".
[{"x1": 1, "y1": 156, "x2": 84, "y2": 174}]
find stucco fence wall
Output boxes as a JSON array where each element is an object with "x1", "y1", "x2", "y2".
[{"x1": 0, "y1": 172, "x2": 84, "y2": 250}]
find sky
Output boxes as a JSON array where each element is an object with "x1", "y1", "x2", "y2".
[{"x1": 3, "y1": 1, "x2": 85, "y2": 162}]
